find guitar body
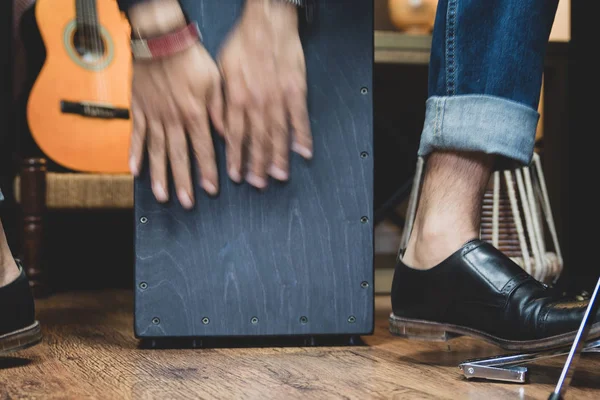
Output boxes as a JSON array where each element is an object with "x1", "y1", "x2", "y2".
[{"x1": 27, "y1": 0, "x2": 132, "y2": 173}]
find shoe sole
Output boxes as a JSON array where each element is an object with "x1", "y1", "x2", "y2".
[
  {"x1": 0, "y1": 321, "x2": 42, "y2": 356},
  {"x1": 389, "y1": 313, "x2": 600, "y2": 352}
]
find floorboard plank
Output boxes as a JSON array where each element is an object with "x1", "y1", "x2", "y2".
[{"x1": 1, "y1": 291, "x2": 598, "y2": 399}]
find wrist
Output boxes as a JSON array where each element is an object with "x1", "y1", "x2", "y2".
[
  {"x1": 128, "y1": 0, "x2": 187, "y2": 38},
  {"x1": 243, "y1": 0, "x2": 299, "y2": 31},
  {"x1": 245, "y1": 0, "x2": 303, "y2": 7},
  {"x1": 131, "y1": 22, "x2": 203, "y2": 61}
]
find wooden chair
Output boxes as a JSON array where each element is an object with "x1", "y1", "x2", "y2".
[{"x1": 13, "y1": 158, "x2": 133, "y2": 296}]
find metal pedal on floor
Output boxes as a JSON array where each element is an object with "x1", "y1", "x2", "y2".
[
  {"x1": 458, "y1": 275, "x2": 600, "y2": 394},
  {"x1": 458, "y1": 338, "x2": 600, "y2": 383}
]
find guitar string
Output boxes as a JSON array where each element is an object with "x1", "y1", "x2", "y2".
[
  {"x1": 91, "y1": 0, "x2": 105, "y2": 103},
  {"x1": 102, "y1": 1, "x2": 111, "y2": 104},
  {"x1": 95, "y1": 0, "x2": 109, "y2": 103},
  {"x1": 82, "y1": 0, "x2": 96, "y2": 100},
  {"x1": 78, "y1": 1, "x2": 115, "y2": 109},
  {"x1": 85, "y1": 0, "x2": 104, "y2": 103},
  {"x1": 76, "y1": 0, "x2": 82, "y2": 56},
  {"x1": 80, "y1": 0, "x2": 88, "y2": 61},
  {"x1": 101, "y1": 0, "x2": 112, "y2": 104}
]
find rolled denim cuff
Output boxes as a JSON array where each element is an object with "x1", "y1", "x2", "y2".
[{"x1": 418, "y1": 95, "x2": 539, "y2": 165}]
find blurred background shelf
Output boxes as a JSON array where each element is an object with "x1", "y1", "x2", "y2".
[{"x1": 375, "y1": 31, "x2": 431, "y2": 65}]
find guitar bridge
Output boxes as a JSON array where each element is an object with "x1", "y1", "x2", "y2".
[{"x1": 60, "y1": 101, "x2": 130, "y2": 120}]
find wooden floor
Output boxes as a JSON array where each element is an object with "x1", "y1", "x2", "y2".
[{"x1": 1, "y1": 291, "x2": 599, "y2": 399}]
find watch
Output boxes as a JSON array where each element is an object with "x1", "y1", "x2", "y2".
[
  {"x1": 280, "y1": 0, "x2": 306, "y2": 5},
  {"x1": 130, "y1": 22, "x2": 202, "y2": 61},
  {"x1": 282, "y1": 0, "x2": 316, "y2": 23}
]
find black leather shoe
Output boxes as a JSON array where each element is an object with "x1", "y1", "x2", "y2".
[
  {"x1": 390, "y1": 239, "x2": 600, "y2": 351},
  {"x1": 0, "y1": 260, "x2": 41, "y2": 355}
]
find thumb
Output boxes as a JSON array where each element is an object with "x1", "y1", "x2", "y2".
[{"x1": 129, "y1": 98, "x2": 147, "y2": 176}]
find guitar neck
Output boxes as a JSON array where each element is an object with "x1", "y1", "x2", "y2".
[{"x1": 76, "y1": 0, "x2": 100, "y2": 29}]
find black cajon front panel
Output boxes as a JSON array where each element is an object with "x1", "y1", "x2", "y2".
[{"x1": 134, "y1": 0, "x2": 374, "y2": 338}]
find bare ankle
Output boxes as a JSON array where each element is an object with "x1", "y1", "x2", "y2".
[
  {"x1": 402, "y1": 226, "x2": 478, "y2": 270},
  {"x1": 401, "y1": 151, "x2": 493, "y2": 270},
  {"x1": 0, "y1": 258, "x2": 20, "y2": 287},
  {"x1": 0, "y1": 221, "x2": 19, "y2": 286}
]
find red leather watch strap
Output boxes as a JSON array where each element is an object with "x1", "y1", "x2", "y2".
[{"x1": 131, "y1": 22, "x2": 202, "y2": 60}]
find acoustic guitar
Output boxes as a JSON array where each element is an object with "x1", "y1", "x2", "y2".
[{"x1": 27, "y1": 0, "x2": 132, "y2": 173}]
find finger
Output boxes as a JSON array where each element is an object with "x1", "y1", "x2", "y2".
[
  {"x1": 246, "y1": 107, "x2": 269, "y2": 190},
  {"x1": 129, "y1": 99, "x2": 147, "y2": 176},
  {"x1": 267, "y1": 101, "x2": 289, "y2": 181},
  {"x1": 207, "y1": 76, "x2": 225, "y2": 137},
  {"x1": 286, "y1": 82, "x2": 313, "y2": 159},
  {"x1": 146, "y1": 120, "x2": 169, "y2": 203},
  {"x1": 187, "y1": 107, "x2": 218, "y2": 196},
  {"x1": 165, "y1": 122, "x2": 194, "y2": 209},
  {"x1": 224, "y1": 81, "x2": 246, "y2": 183}
]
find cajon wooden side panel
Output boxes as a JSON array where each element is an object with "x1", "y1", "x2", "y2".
[{"x1": 134, "y1": 0, "x2": 374, "y2": 338}]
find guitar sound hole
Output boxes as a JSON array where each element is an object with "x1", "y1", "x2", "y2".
[{"x1": 72, "y1": 28, "x2": 107, "y2": 63}]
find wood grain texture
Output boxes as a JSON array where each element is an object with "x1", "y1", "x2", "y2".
[
  {"x1": 1, "y1": 291, "x2": 599, "y2": 399},
  {"x1": 134, "y1": 1, "x2": 374, "y2": 337}
]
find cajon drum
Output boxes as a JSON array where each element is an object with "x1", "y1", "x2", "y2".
[{"x1": 134, "y1": 0, "x2": 374, "y2": 340}]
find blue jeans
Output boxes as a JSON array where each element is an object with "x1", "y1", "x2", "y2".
[{"x1": 418, "y1": 0, "x2": 559, "y2": 165}]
